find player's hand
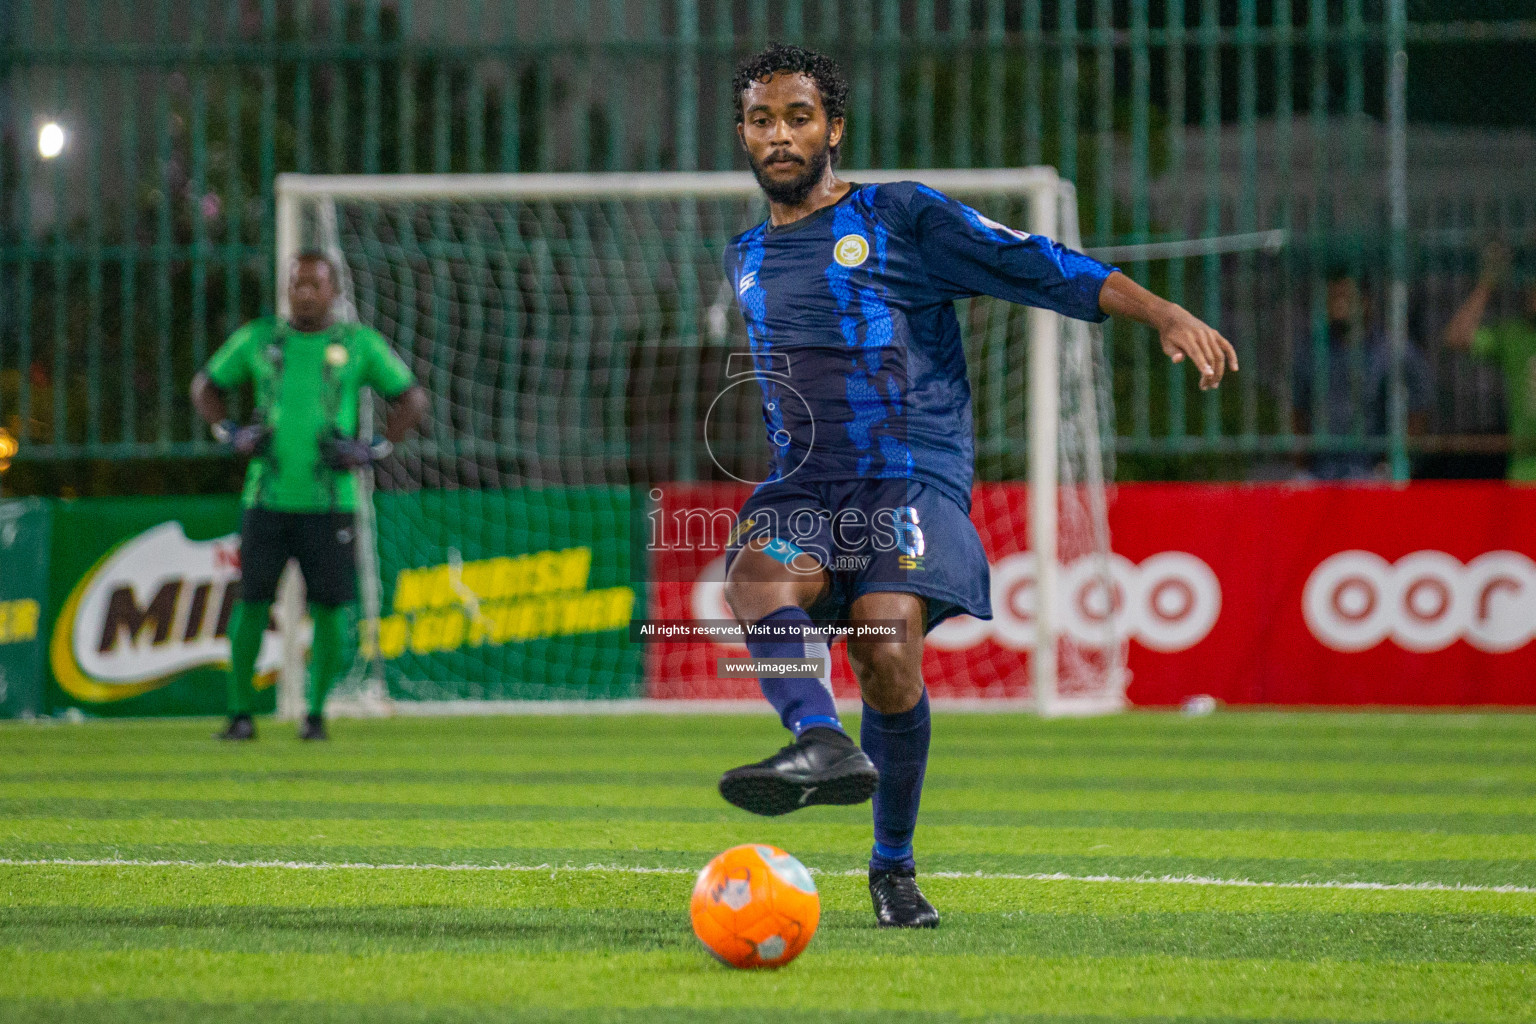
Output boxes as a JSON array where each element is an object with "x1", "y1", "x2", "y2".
[
  {"x1": 1157, "y1": 309, "x2": 1239, "y2": 391},
  {"x1": 320, "y1": 435, "x2": 392, "y2": 470},
  {"x1": 212, "y1": 420, "x2": 273, "y2": 457}
]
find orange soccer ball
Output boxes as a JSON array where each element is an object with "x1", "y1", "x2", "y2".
[{"x1": 689, "y1": 844, "x2": 820, "y2": 969}]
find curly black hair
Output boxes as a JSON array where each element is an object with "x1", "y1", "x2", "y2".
[
  {"x1": 294, "y1": 248, "x2": 340, "y2": 282},
  {"x1": 732, "y1": 43, "x2": 849, "y2": 129}
]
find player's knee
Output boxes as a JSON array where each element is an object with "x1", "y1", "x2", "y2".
[
  {"x1": 848, "y1": 639, "x2": 912, "y2": 682},
  {"x1": 721, "y1": 576, "x2": 751, "y2": 621},
  {"x1": 723, "y1": 552, "x2": 808, "y2": 623},
  {"x1": 722, "y1": 573, "x2": 783, "y2": 624},
  {"x1": 848, "y1": 640, "x2": 922, "y2": 711}
]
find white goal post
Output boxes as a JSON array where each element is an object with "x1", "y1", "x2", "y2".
[{"x1": 273, "y1": 168, "x2": 1124, "y2": 719}]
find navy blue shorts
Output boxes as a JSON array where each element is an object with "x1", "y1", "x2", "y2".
[{"x1": 724, "y1": 478, "x2": 992, "y2": 633}]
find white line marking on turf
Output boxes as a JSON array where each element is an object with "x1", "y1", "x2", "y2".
[{"x1": 1, "y1": 857, "x2": 1532, "y2": 894}]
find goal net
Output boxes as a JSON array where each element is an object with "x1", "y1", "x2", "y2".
[{"x1": 273, "y1": 169, "x2": 1124, "y2": 718}]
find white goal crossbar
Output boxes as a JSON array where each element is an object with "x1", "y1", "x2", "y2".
[{"x1": 273, "y1": 168, "x2": 1119, "y2": 719}]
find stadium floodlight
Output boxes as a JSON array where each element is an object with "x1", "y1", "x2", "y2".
[
  {"x1": 37, "y1": 122, "x2": 65, "y2": 159},
  {"x1": 0, "y1": 426, "x2": 16, "y2": 477},
  {"x1": 274, "y1": 169, "x2": 1124, "y2": 719}
]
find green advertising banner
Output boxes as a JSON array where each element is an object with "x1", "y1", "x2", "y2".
[
  {"x1": 19, "y1": 487, "x2": 642, "y2": 717},
  {"x1": 0, "y1": 499, "x2": 52, "y2": 718},
  {"x1": 44, "y1": 496, "x2": 274, "y2": 718},
  {"x1": 372, "y1": 487, "x2": 643, "y2": 702}
]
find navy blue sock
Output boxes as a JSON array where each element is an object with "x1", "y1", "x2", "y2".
[
  {"x1": 861, "y1": 689, "x2": 931, "y2": 872},
  {"x1": 747, "y1": 606, "x2": 843, "y2": 737}
]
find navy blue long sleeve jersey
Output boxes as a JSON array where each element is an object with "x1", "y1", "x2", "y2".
[{"x1": 724, "y1": 181, "x2": 1117, "y2": 509}]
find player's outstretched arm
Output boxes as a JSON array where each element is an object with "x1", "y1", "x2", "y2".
[
  {"x1": 1097, "y1": 271, "x2": 1239, "y2": 391},
  {"x1": 1443, "y1": 242, "x2": 1508, "y2": 351}
]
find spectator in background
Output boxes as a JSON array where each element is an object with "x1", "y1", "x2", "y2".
[
  {"x1": 1291, "y1": 269, "x2": 1432, "y2": 481},
  {"x1": 1443, "y1": 243, "x2": 1536, "y2": 484}
]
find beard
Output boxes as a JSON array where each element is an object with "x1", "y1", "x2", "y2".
[{"x1": 748, "y1": 139, "x2": 833, "y2": 206}]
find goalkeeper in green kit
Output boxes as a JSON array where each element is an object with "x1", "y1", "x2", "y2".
[{"x1": 193, "y1": 252, "x2": 428, "y2": 741}]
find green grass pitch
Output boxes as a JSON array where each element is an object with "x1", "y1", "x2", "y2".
[{"x1": 1, "y1": 710, "x2": 1533, "y2": 1023}]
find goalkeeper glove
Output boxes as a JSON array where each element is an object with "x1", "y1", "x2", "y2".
[
  {"x1": 212, "y1": 420, "x2": 273, "y2": 457},
  {"x1": 320, "y1": 434, "x2": 393, "y2": 471}
]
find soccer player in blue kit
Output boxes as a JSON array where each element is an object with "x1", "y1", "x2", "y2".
[{"x1": 716, "y1": 45, "x2": 1238, "y2": 927}]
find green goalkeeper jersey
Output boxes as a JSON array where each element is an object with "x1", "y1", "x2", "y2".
[
  {"x1": 1472, "y1": 318, "x2": 1536, "y2": 483},
  {"x1": 205, "y1": 317, "x2": 416, "y2": 512}
]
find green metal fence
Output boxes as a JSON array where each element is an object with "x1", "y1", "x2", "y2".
[{"x1": 1, "y1": 1, "x2": 1533, "y2": 483}]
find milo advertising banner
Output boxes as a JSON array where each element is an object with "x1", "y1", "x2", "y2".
[
  {"x1": 45, "y1": 497, "x2": 279, "y2": 717},
  {"x1": 370, "y1": 487, "x2": 644, "y2": 701},
  {"x1": 15, "y1": 488, "x2": 641, "y2": 717},
  {"x1": 0, "y1": 499, "x2": 51, "y2": 718}
]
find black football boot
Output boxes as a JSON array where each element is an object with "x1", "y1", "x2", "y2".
[
  {"x1": 297, "y1": 713, "x2": 329, "y2": 741},
  {"x1": 869, "y1": 866, "x2": 941, "y2": 928},
  {"x1": 215, "y1": 714, "x2": 256, "y2": 741},
  {"x1": 718, "y1": 727, "x2": 879, "y2": 816}
]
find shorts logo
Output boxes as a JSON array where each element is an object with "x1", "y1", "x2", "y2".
[
  {"x1": 337, "y1": 528, "x2": 353, "y2": 544},
  {"x1": 833, "y1": 234, "x2": 869, "y2": 268},
  {"x1": 893, "y1": 507, "x2": 924, "y2": 571},
  {"x1": 726, "y1": 515, "x2": 759, "y2": 548}
]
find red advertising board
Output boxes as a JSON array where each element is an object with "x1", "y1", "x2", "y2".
[{"x1": 647, "y1": 482, "x2": 1536, "y2": 706}]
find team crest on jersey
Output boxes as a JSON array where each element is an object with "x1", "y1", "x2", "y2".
[
  {"x1": 834, "y1": 233, "x2": 870, "y2": 268},
  {"x1": 325, "y1": 343, "x2": 350, "y2": 367}
]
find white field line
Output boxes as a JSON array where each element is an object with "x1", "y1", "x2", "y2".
[{"x1": 1, "y1": 857, "x2": 1533, "y2": 895}]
